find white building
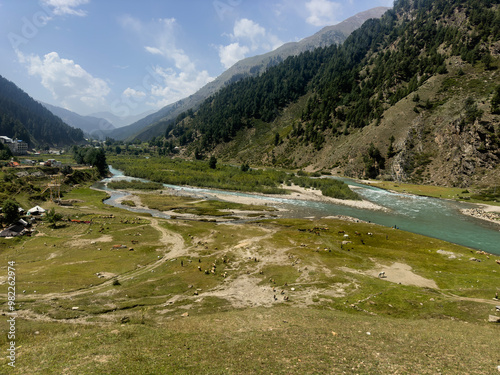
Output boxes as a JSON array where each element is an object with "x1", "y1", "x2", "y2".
[{"x1": 0, "y1": 136, "x2": 28, "y2": 155}]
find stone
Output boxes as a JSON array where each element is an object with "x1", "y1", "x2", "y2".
[{"x1": 488, "y1": 315, "x2": 500, "y2": 323}]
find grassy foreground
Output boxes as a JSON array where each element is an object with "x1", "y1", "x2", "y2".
[{"x1": 1, "y1": 185, "x2": 499, "y2": 374}]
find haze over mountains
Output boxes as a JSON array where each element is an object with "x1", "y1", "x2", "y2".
[
  {"x1": 41, "y1": 102, "x2": 115, "y2": 139},
  {"x1": 40, "y1": 103, "x2": 156, "y2": 139}
]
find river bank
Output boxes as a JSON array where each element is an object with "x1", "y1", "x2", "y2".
[
  {"x1": 460, "y1": 205, "x2": 500, "y2": 226},
  {"x1": 183, "y1": 183, "x2": 387, "y2": 211},
  {"x1": 99, "y1": 168, "x2": 500, "y2": 254}
]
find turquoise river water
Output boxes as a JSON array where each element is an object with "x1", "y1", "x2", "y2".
[{"x1": 97, "y1": 166, "x2": 500, "y2": 255}]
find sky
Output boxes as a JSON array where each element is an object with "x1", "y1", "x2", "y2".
[{"x1": 0, "y1": 0, "x2": 393, "y2": 120}]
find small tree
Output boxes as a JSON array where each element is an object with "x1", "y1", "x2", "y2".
[
  {"x1": 241, "y1": 162, "x2": 250, "y2": 172},
  {"x1": 387, "y1": 135, "x2": 396, "y2": 158},
  {"x1": 464, "y1": 97, "x2": 483, "y2": 124},
  {"x1": 61, "y1": 165, "x2": 73, "y2": 175},
  {"x1": 491, "y1": 86, "x2": 500, "y2": 114},
  {"x1": 45, "y1": 208, "x2": 63, "y2": 228},
  {"x1": 209, "y1": 155, "x2": 217, "y2": 169},
  {"x1": 2, "y1": 199, "x2": 20, "y2": 225},
  {"x1": 274, "y1": 132, "x2": 280, "y2": 146}
]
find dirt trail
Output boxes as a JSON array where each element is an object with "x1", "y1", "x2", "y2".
[
  {"x1": 199, "y1": 226, "x2": 281, "y2": 307},
  {"x1": 15, "y1": 218, "x2": 186, "y2": 301},
  {"x1": 439, "y1": 292, "x2": 500, "y2": 306}
]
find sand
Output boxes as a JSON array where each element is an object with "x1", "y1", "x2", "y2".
[
  {"x1": 341, "y1": 262, "x2": 439, "y2": 289},
  {"x1": 460, "y1": 203, "x2": 500, "y2": 226},
  {"x1": 199, "y1": 183, "x2": 386, "y2": 211}
]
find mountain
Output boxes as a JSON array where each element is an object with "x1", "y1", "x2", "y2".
[
  {"x1": 89, "y1": 110, "x2": 156, "y2": 128},
  {"x1": 42, "y1": 102, "x2": 115, "y2": 139},
  {"x1": 0, "y1": 75, "x2": 85, "y2": 147},
  {"x1": 107, "y1": 6, "x2": 389, "y2": 142},
  {"x1": 156, "y1": 0, "x2": 500, "y2": 188}
]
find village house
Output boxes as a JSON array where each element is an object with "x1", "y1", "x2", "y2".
[{"x1": 0, "y1": 136, "x2": 28, "y2": 155}]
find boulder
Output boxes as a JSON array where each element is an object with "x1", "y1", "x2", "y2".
[{"x1": 488, "y1": 315, "x2": 500, "y2": 323}]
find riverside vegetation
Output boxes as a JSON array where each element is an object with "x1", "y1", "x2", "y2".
[
  {"x1": 0, "y1": 159, "x2": 499, "y2": 374},
  {"x1": 108, "y1": 155, "x2": 360, "y2": 200}
]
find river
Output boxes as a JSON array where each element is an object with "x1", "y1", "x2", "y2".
[{"x1": 96, "y1": 166, "x2": 500, "y2": 255}]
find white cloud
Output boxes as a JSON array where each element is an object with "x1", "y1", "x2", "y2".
[
  {"x1": 218, "y1": 43, "x2": 250, "y2": 69},
  {"x1": 233, "y1": 18, "x2": 266, "y2": 49},
  {"x1": 145, "y1": 46, "x2": 163, "y2": 56},
  {"x1": 149, "y1": 66, "x2": 213, "y2": 108},
  {"x1": 305, "y1": 0, "x2": 342, "y2": 26},
  {"x1": 17, "y1": 51, "x2": 110, "y2": 110},
  {"x1": 123, "y1": 88, "x2": 146, "y2": 98},
  {"x1": 218, "y1": 18, "x2": 283, "y2": 68},
  {"x1": 118, "y1": 14, "x2": 142, "y2": 32},
  {"x1": 42, "y1": 0, "x2": 90, "y2": 17},
  {"x1": 120, "y1": 16, "x2": 215, "y2": 109}
]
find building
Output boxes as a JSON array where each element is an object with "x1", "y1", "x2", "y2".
[
  {"x1": 0, "y1": 136, "x2": 13, "y2": 144},
  {"x1": 9, "y1": 139, "x2": 28, "y2": 155},
  {"x1": 0, "y1": 136, "x2": 28, "y2": 155}
]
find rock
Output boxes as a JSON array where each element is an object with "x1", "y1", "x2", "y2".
[
  {"x1": 71, "y1": 306, "x2": 79, "y2": 310},
  {"x1": 488, "y1": 315, "x2": 500, "y2": 323}
]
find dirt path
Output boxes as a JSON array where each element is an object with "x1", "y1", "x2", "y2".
[
  {"x1": 16, "y1": 218, "x2": 187, "y2": 301},
  {"x1": 439, "y1": 292, "x2": 500, "y2": 306},
  {"x1": 199, "y1": 226, "x2": 281, "y2": 308}
]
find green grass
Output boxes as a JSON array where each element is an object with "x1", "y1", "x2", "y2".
[
  {"x1": 1, "y1": 179, "x2": 500, "y2": 374},
  {"x1": 108, "y1": 179, "x2": 163, "y2": 190},
  {"x1": 372, "y1": 180, "x2": 500, "y2": 204},
  {"x1": 137, "y1": 192, "x2": 276, "y2": 217},
  {"x1": 108, "y1": 155, "x2": 358, "y2": 200},
  {"x1": 1, "y1": 307, "x2": 498, "y2": 374}
]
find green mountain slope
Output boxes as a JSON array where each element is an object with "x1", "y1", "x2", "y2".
[
  {"x1": 111, "y1": 7, "x2": 388, "y2": 142},
  {"x1": 157, "y1": 0, "x2": 499, "y2": 188},
  {"x1": 42, "y1": 102, "x2": 115, "y2": 139},
  {"x1": 0, "y1": 75, "x2": 85, "y2": 147}
]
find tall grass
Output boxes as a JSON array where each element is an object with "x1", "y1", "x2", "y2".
[{"x1": 108, "y1": 156, "x2": 359, "y2": 200}]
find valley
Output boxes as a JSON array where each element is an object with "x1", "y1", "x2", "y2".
[
  {"x1": 1, "y1": 158, "x2": 499, "y2": 374},
  {"x1": 1, "y1": 0, "x2": 500, "y2": 373}
]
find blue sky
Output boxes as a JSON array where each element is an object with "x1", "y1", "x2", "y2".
[{"x1": 0, "y1": 0, "x2": 393, "y2": 118}]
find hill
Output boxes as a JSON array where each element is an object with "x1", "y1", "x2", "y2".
[
  {"x1": 89, "y1": 110, "x2": 156, "y2": 128},
  {"x1": 159, "y1": 0, "x2": 500, "y2": 188},
  {"x1": 107, "y1": 7, "x2": 389, "y2": 142},
  {"x1": 0, "y1": 75, "x2": 85, "y2": 147},
  {"x1": 42, "y1": 102, "x2": 115, "y2": 139}
]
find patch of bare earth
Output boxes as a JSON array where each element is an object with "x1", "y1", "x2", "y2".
[
  {"x1": 65, "y1": 234, "x2": 113, "y2": 248},
  {"x1": 341, "y1": 261, "x2": 438, "y2": 289}
]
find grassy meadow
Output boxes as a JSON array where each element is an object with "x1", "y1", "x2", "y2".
[
  {"x1": 0, "y1": 165, "x2": 499, "y2": 374},
  {"x1": 373, "y1": 180, "x2": 500, "y2": 205}
]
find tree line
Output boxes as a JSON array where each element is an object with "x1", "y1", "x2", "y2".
[
  {"x1": 153, "y1": 0, "x2": 497, "y2": 155},
  {"x1": 0, "y1": 75, "x2": 85, "y2": 147}
]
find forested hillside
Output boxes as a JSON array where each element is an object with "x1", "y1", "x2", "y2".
[
  {"x1": 42, "y1": 102, "x2": 115, "y2": 140},
  {"x1": 115, "y1": 7, "x2": 388, "y2": 142},
  {"x1": 0, "y1": 75, "x2": 85, "y2": 147},
  {"x1": 150, "y1": 0, "x2": 499, "y2": 188}
]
